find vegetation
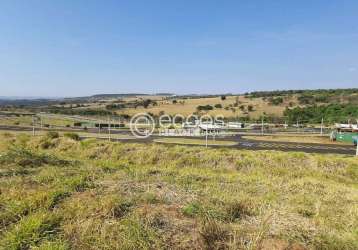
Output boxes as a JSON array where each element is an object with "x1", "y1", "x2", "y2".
[
  {"x1": 284, "y1": 104, "x2": 358, "y2": 123},
  {"x1": 196, "y1": 105, "x2": 214, "y2": 111},
  {"x1": 63, "y1": 132, "x2": 80, "y2": 141},
  {"x1": 248, "y1": 88, "x2": 358, "y2": 98},
  {"x1": 49, "y1": 108, "x2": 115, "y2": 116},
  {"x1": 1, "y1": 88, "x2": 358, "y2": 126},
  {"x1": 0, "y1": 133, "x2": 357, "y2": 249},
  {"x1": 269, "y1": 97, "x2": 284, "y2": 105},
  {"x1": 242, "y1": 135, "x2": 350, "y2": 145}
]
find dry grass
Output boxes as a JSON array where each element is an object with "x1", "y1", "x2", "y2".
[
  {"x1": 154, "y1": 138, "x2": 238, "y2": 146},
  {"x1": 0, "y1": 133, "x2": 357, "y2": 249},
  {"x1": 119, "y1": 95, "x2": 292, "y2": 119},
  {"x1": 243, "y1": 135, "x2": 351, "y2": 145}
]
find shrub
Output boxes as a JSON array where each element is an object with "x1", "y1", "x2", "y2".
[
  {"x1": 0, "y1": 213, "x2": 60, "y2": 249},
  {"x1": 197, "y1": 105, "x2": 214, "y2": 111},
  {"x1": 269, "y1": 97, "x2": 284, "y2": 105},
  {"x1": 182, "y1": 202, "x2": 201, "y2": 217},
  {"x1": 225, "y1": 199, "x2": 256, "y2": 221},
  {"x1": 64, "y1": 132, "x2": 80, "y2": 141},
  {"x1": 46, "y1": 131, "x2": 59, "y2": 139},
  {"x1": 111, "y1": 200, "x2": 133, "y2": 218},
  {"x1": 0, "y1": 146, "x2": 70, "y2": 168},
  {"x1": 199, "y1": 219, "x2": 229, "y2": 249}
]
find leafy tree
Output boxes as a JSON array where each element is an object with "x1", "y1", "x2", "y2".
[
  {"x1": 196, "y1": 105, "x2": 214, "y2": 111},
  {"x1": 269, "y1": 97, "x2": 284, "y2": 105}
]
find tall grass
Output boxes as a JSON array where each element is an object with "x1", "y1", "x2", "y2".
[{"x1": 0, "y1": 134, "x2": 357, "y2": 249}]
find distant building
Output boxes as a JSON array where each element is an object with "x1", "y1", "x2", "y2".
[
  {"x1": 335, "y1": 123, "x2": 358, "y2": 132},
  {"x1": 159, "y1": 122, "x2": 225, "y2": 136},
  {"x1": 227, "y1": 122, "x2": 244, "y2": 128}
]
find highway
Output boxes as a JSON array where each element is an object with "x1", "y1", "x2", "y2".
[{"x1": 0, "y1": 125, "x2": 356, "y2": 155}]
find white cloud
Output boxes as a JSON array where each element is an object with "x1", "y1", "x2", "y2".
[{"x1": 348, "y1": 67, "x2": 357, "y2": 72}]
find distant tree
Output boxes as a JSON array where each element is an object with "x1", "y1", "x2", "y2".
[
  {"x1": 196, "y1": 105, "x2": 214, "y2": 111},
  {"x1": 214, "y1": 104, "x2": 223, "y2": 109},
  {"x1": 248, "y1": 105, "x2": 254, "y2": 112},
  {"x1": 298, "y1": 95, "x2": 314, "y2": 105},
  {"x1": 234, "y1": 96, "x2": 240, "y2": 107},
  {"x1": 143, "y1": 99, "x2": 152, "y2": 108},
  {"x1": 269, "y1": 97, "x2": 284, "y2": 105},
  {"x1": 64, "y1": 132, "x2": 80, "y2": 141},
  {"x1": 46, "y1": 131, "x2": 59, "y2": 139},
  {"x1": 172, "y1": 100, "x2": 177, "y2": 104},
  {"x1": 221, "y1": 95, "x2": 226, "y2": 101}
]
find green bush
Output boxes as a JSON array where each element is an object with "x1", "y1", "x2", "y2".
[
  {"x1": 197, "y1": 105, "x2": 214, "y2": 111},
  {"x1": 0, "y1": 213, "x2": 60, "y2": 249},
  {"x1": 182, "y1": 202, "x2": 201, "y2": 217},
  {"x1": 64, "y1": 132, "x2": 80, "y2": 141},
  {"x1": 46, "y1": 131, "x2": 59, "y2": 139},
  {"x1": 0, "y1": 146, "x2": 71, "y2": 169}
]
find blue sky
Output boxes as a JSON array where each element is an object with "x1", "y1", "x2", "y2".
[{"x1": 0, "y1": 0, "x2": 357, "y2": 97}]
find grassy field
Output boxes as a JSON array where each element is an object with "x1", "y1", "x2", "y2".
[
  {"x1": 119, "y1": 95, "x2": 290, "y2": 119},
  {"x1": 0, "y1": 133, "x2": 357, "y2": 249},
  {"x1": 154, "y1": 138, "x2": 238, "y2": 146},
  {"x1": 242, "y1": 135, "x2": 351, "y2": 145},
  {"x1": 0, "y1": 115, "x2": 73, "y2": 127}
]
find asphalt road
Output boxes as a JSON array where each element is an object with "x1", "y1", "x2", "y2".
[
  {"x1": 109, "y1": 135, "x2": 356, "y2": 155},
  {"x1": 0, "y1": 125, "x2": 356, "y2": 155}
]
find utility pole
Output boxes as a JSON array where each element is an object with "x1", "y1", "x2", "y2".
[
  {"x1": 108, "y1": 117, "x2": 111, "y2": 141},
  {"x1": 297, "y1": 120, "x2": 299, "y2": 133},
  {"x1": 32, "y1": 115, "x2": 35, "y2": 136},
  {"x1": 261, "y1": 117, "x2": 264, "y2": 135},
  {"x1": 205, "y1": 127, "x2": 208, "y2": 148},
  {"x1": 321, "y1": 118, "x2": 324, "y2": 136}
]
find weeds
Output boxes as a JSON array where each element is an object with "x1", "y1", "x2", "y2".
[
  {"x1": 0, "y1": 146, "x2": 71, "y2": 168},
  {"x1": 63, "y1": 132, "x2": 80, "y2": 141},
  {"x1": 0, "y1": 134, "x2": 357, "y2": 249},
  {"x1": 0, "y1": 212, "x2": 61, "y2": 250}
]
